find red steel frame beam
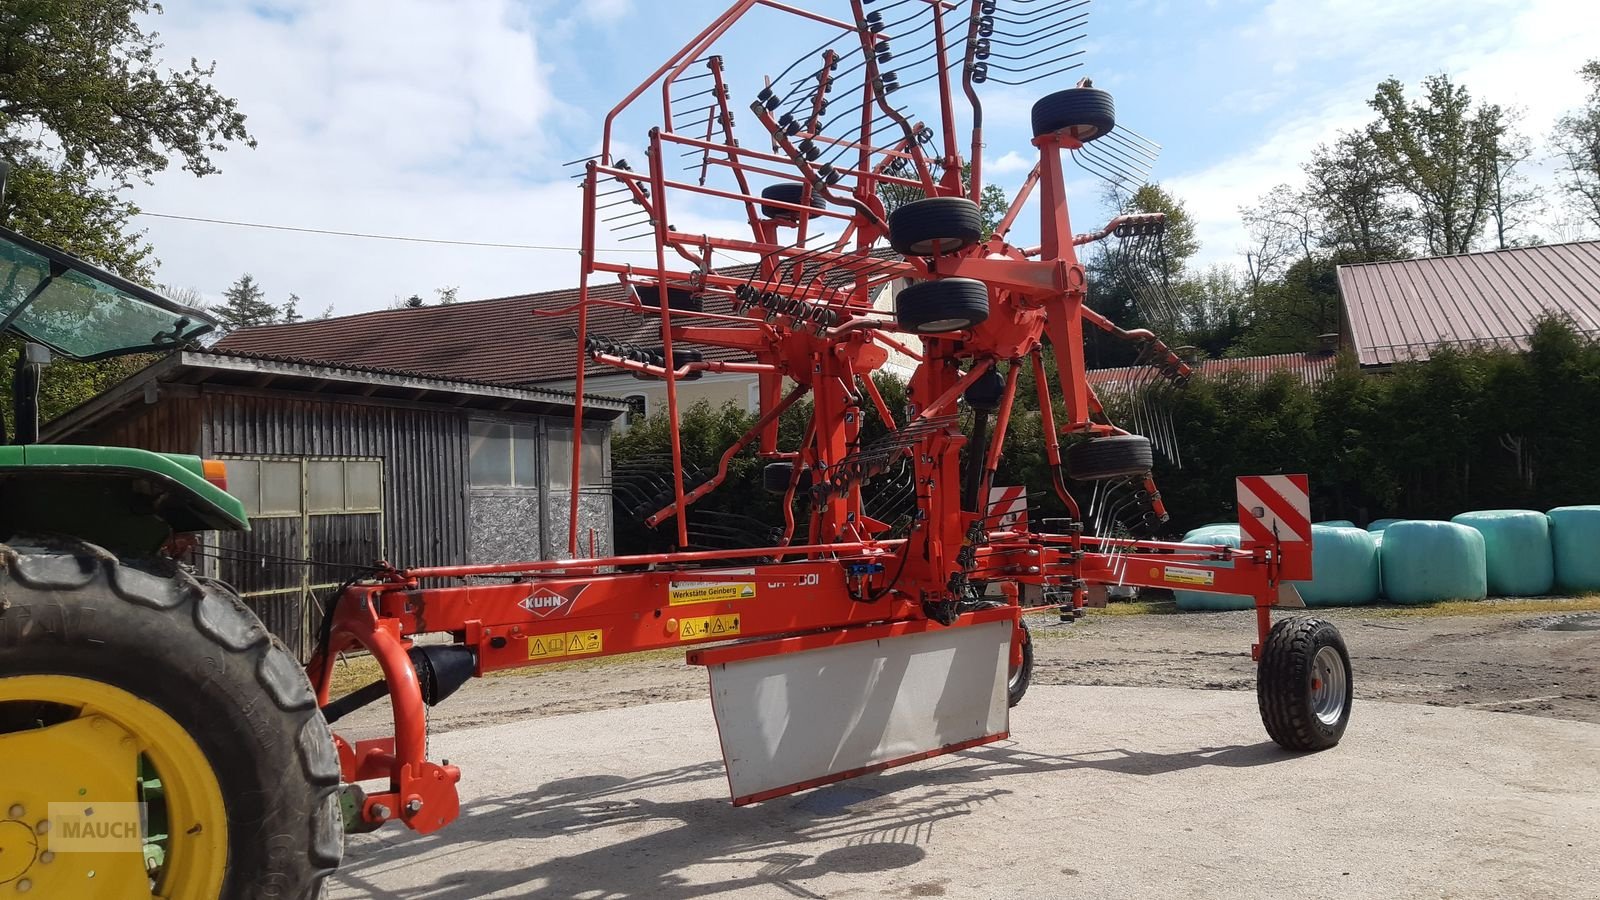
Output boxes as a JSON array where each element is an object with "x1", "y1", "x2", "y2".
[{"x1": 321, "y1": 0, "x2": 1318, "y2": 838}]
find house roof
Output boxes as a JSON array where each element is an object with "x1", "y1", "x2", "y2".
[
  {"x1": 216, "y1": 279, "x2": 759, "y2": 386},
  {"x1": 1087, "y1": 351, "x2": 1338, "y2": 390},
  {"x1": 1337, "y1": 240, "x2": 1600, "y2": 367},
  {"x1": 43, "y1": 349, "x2": 628, "y2": 443}
]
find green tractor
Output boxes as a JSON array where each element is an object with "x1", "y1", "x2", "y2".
[{"x1": 0, "y1": 169, "x2": 340, "y2": 898}]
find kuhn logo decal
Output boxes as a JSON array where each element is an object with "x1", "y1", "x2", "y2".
[{"x1": 518, "y1": 585, "x2": 587, "y2": 618}]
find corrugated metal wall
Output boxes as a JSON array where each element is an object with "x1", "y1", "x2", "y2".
[
  {"x1": 199, "y1": 392, "x2": 471, "y2": 570},
  {"x1": 69, "y1": 384, "x2": 612, "y2": 657}
]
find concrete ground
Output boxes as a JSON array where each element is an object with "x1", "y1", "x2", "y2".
[{"x1": 329, "y1": 684, "x2": 1600, "y2": 899}]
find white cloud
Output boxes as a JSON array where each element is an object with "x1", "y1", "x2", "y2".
[
  {"x1": 130, "y1": 0, "x2": 596, "y2": 313},
  {"x1": 988, "y1": 150, "x2": 1034, "y2": 176}
]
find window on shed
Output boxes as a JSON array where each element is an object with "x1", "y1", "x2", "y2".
[
  {"x1": 468, "y1": 419, "x2": 540, "y2": 487},
  {"x1": 624, "y1": 394, "x2": 648, "y2": 428},
  {"x1": 307, "y1": 459, "x2": 385, "y2": 513},
  {"x1": 547, "y1": 426, "x2": 605, "y2": 489}
]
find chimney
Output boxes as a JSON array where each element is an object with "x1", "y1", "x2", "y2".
[{"x1": 1317, "y1": 333, "x2": 1339, "y2": 354}]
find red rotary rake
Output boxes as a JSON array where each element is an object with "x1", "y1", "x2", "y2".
[{"x1": 309, "y1": 0, "x2": 1352, "y2": 836}]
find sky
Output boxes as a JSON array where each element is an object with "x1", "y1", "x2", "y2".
[{"x1": 126, "y1": 0, "x2": 1600, "y2": 317}]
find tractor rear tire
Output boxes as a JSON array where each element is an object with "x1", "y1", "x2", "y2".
[
  {"x1": 1008, "y1": 617, "x2": 1034, "y2": 708},
  {"x1": 1258, "y1": 616, "x2": 1352, "y2": 752},
  {"x1": 888, "y1": 197, "x2": 984, "y2": 257},
  {"x1": 894, "y1": 278, "x2": 990, "y2": 334},
  {"x1": 1031, "y1": 87, "x2": 1116, "y2": 142},
  {"x1": 1064, "y1": 434, "x2": 1154, "y2": 480},
  {"x1": 0, "y1": 538, "x2": 342, "y2": 899},
  {"x1": 760, "y1": 184, "x2": 826, "y2": 222}
]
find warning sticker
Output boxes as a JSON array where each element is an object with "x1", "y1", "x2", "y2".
[
  {"x1": 679, "y1": 613, "x2": 741, "y2": 641},
  {"x1": 669, "y1": 582, "x2": 758, "y2": 606},
  {"x1": 1164, "y1": 565, "x2": 1216, "y2": 586},
  {"x1": 527, "y1": 629, "x2": 604, "y2": 660}
]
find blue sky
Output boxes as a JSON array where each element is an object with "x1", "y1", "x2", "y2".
[{"x1": 129, "y1": 0, "x2": 1598, "y2": 316}]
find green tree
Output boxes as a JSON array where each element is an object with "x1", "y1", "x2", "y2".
[
  {"x1": 1235, "y1": 255, "x2": 1346, "y2": 355},
  {"x1": 1303, "y1": 131, "x2": 1415, "y2": 261},
  {"x1": 0, "y1": 0, "x2": 253, "y2": 430},
  {"x1": 215, "y1": 274, "x2": 279, "y2": 331},
  {"x1": 1489, "y1": 129, "x2": 1544, "y2": 249},
  {"x1": 281, "y1": 293, "x2": 303, "y2": 324},
  {"x1": 0, "y1": 0, "x2": 254, "y2": 276},
  {"x1": 1552, "y1": 60, "x2": 1600, "y2": 232},
  {"x1": 1367, "y1": 74, "x2": 1511, "y2": 256}
]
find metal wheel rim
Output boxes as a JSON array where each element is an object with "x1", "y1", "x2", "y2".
[
  {"x1": 0, "y1": 675, "x2": 229, "y2": 899},
  {"x1": 1310, "y1": 646, "x2": 1347, "y2": 726},
  {"x1": 917, "y1": 317, "x2": 973, "y2": 333}
]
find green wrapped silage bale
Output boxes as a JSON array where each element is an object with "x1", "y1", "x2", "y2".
[
  {"x1": 1368, "y1": 518, "x2": 1405, "y2": 533},
  {"x1": 1293, "y1": 525, "x2": 1380, "y2": 607},
  {"x1": 1450, "y1": 510, "x2": 1554, "y2": 597},
  {"x1": 1183, "y1": 523, "x2": 1236, "y2": 542},
  {"x1": 1317, "y1": 519, "x2": 1356, "y2": 529},
  {"x1": 1379, "y1": 521, "x2": 1487, "y2": 603},
  {"x1": 1173, "y1": 526, "x2": 1253, "y2": 611},
  {"x1": 1548, "y1": 506, "x2": 1600, "y2": 593}
]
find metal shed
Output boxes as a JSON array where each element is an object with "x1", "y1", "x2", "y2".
[{"x1": 44, "y1": 349, "x2": 627, "y2": 658}]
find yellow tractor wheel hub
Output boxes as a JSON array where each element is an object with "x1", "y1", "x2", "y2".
[{"x1": 0, "y1": 675, "x2": 227, "y2": 899}]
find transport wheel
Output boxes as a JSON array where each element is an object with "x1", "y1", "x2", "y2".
[
  {"x1": 894, "y1": 278, "x2": 990, "y2": 334},
  {"x1": 1031, "y1": 87, "x2": 1116, "y2": 142},
  {"x1": 633, "y1": 284, "x2": 702, "y2": 312},
  {"x1": 1257, "y1": 617, "x2": 1352, "y2": 752},
  {"x1": 0, "y1": 539, "x2": 342, "y2": 899},
  {"x1": 1064, "y1": 434, "x2": 1154, "y2": 480},
  {"x1": 760, "y1": 183, "x2": 826, "y2": 221},
  {"x1": 887, "y1": 196, "x2": 984, "y2": 256},
  {"x1": 1007, "y1": 617, "x2": 1034, "y2": 708}
]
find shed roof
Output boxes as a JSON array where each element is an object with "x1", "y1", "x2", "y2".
[
  {"x1": 43, "y1": 349, "x2": 628, "y2": 443},
  {"x1": 1087, "y1": 351, "x2": 1338, "y2": 391},
  {"x1": 216, "y1": 279, "x2": 757, "y2": 386},
  {"x1": 1337, "y1": 240, "x2": 1600, "y2": 367}
]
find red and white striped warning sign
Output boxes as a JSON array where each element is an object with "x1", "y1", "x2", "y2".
[
  {"x1": 1236, "y1": 474, "x2": 1311, "y2": 544},
  {"x1": 988, "y1": 486, "x2": 1029, "y2": 532}
]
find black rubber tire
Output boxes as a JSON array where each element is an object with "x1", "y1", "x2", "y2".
[
  {"x1": 0, "y1": 538, "x2": 342, "y2": 898},
  {"x1": 633, "y1": 285, "x2": 703, "y2": 312},
  {"x1": 1031, "y1": 87, "x2": 1116, "y2": 142},
  {"x1": 1258, "y1": 617, "x2": 1352, "y2": 752},
  {"x1": 760, "y1": 184, "x2": 826, "y2": 222},
  {"x1": 1064, "y1": 434, "x2": 1154, "y2": 480},
  {"x1": 887, "y1": 197, "x2": 984, "y2": 257},
  {"x1": 894, "y1": 278, "x2": 990, "y2": 334},
  {"x1": 1008, "y1": 617, "x2": 1034, "y2": 708}
]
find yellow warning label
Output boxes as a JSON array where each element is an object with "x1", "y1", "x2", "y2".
[
  {"x1": 527, "y1": 629, "x2": 604, "y2": 660},
  {"x1": 1164, "y1": 565, "x2": 1216, "y2": 587},
  {"x1": 668, "y1": 582, "x2": 758, "y2": 606},
  {"x1": 679, "y1": 613, "x2": 741, "y2": 641}
]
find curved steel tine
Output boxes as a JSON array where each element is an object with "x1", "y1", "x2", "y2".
[
  {"x1": 983, "y1": 10, "x2": 1090, "y2": 47},
  {"x1": 977, "y1": 60, "x2": 1086, "y2": 87}
]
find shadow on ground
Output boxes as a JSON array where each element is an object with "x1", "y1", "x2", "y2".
[{"x1": 331, "y1": 738, "x2": 1293, "y2": 899}]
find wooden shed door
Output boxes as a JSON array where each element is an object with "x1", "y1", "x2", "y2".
[{"x1": 210, "y1": 457, "x2": 385, "y2": 659}]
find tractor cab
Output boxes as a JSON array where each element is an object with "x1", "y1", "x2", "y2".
[{"x1": 0, "y1": 180, "x2": 246, "y2": 554}]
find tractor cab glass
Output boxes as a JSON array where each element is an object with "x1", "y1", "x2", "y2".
[{"x1": 0, "y1": 225, "x2": 214, "y2": 361}]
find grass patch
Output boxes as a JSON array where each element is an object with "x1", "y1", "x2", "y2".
[
  {"x1": 1361, "y1": 595, "x2": 1600, "y2": 619},
  {"x1": 1091, "y1": 600, "x2": 1181, "y2": 616},
  {"x1": 325, "y1": 654, "x2": 382, "y2": 697}
]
